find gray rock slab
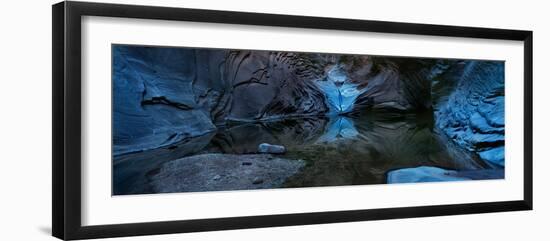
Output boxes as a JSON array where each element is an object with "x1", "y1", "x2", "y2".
[{"x1": 149, "y1": 154, "x2": 305, "y2": 193}]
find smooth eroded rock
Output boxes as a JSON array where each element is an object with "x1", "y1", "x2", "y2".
[
  {"x1": 387, "y1": 166, "x2": 470, "y2": 183},
  {"x1": 478, "y1": 146, "x2": 505, "y2": 167},
  {"x1": 387, "y1": 165, "x2": 504, "y2": 184},
  {"x1": 258, "y1": 143, "x2": 286, "y2": 154}
]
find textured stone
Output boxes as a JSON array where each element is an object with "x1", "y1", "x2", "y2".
[
  {"x1": 352, "y1": 58, "x2": 433, "y2": 112},
  {"x1": 148, "y1": 154, "x2": 305, "y2": 193},
  {"x1": 315, "y1": 66, "x2": 367, "y2": 114},
  {"x1": 224, "y1": 51, "x2": 328, "y2": 121},
  {"x1": 431, "y1": 60, "x2": 505, "y2": 166}
]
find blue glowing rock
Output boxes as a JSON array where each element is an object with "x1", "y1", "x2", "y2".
[{"x1": 387, "y1": 166, "x2": 470, "y2": 183}]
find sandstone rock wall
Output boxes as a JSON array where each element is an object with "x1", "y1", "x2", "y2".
[
  {"x1": 113, "y1": 46, "x2": 217, "y2": 155},
  {"x1": 113, "y1": 45, "x2": 504, "y2": 164},
  {"x1": 113, "y1": 47, "x2": 329, "y2": 155}
]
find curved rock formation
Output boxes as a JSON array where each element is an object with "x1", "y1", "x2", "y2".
[
  {"x1": 347, "y1": 57, "x2": 433, "y2": 113},
  {"x1": 223, "y1": 51, "x2": 328, "y2": 121},
  {"x1": 431, "y1": 60, "x2": 505, "y2": 166},
  {"x1": 113, "y1": 47, "x2": 330, "y2": 155},
  {"x1": 112, "y1": 46, "x2": 217, "y2": 156}
]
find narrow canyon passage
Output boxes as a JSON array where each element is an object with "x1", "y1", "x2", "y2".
[{"x1": 112, "y1": 45, "x2": 505, "y2": 195}]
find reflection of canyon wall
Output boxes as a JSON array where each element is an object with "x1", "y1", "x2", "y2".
[
  {"x1": 113, "y1": 45, "x2": 504, "y2": 164},
  {"x1": 344, "y1": 57, "x2": 433, "y2": 112},
  {"x1": 208, "y1": 118, "x2": 328, "y2": 154},
  {"x1": 206, "y1": 114, "x2": 486, "y2": 187}
]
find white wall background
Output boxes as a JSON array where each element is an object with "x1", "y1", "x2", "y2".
[{"x1": 0, "y1": 0, "x2": 547, "y2": 240}]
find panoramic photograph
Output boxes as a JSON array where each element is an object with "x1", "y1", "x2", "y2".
[{"x1": 112, "y1": 45, "x2": 505, "y2": 195}]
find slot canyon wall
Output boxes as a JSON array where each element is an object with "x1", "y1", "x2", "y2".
[{"x1": 112, "y1": 45, "x2": 504, "y2": 167}]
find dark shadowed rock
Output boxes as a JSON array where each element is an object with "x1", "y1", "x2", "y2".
[
  {"x1": 281, "y1": 113, "x2": 489, "y2": 188},
  {"x1": 224, "y1": 51, "x2": 329, "y2": 121},
  {"x1": 351, "y1": 57, "x2": 433, "y2": 112},
  {"x1": 149, "y1": 154, "x2": 305, "y2": 193},
  {"x1": 258, "y1": 143, "x2": 286, "y2": 154},
  {"x1": 112, "y1": 132, "x2": 216, "y2": 195}
]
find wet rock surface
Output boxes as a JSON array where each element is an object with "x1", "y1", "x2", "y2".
[
  {"x1": 112, "y1": 132, "x2": 216, "y2": 195},
  {"x1": 148, "y1": 154, "x2": 305, "y2": 193},
  {"x1": 387, "y1": 166, "x2": 503, "y2": 184},
  {"x1": 387, "y1": 166, "x2": 470, "y2": 183},
  {"x1": 258, "y1": 143, "x2": 286, "y2": 154},
  {"x1": 224, "y1": 51, "x2": 328, "y2": 121}
]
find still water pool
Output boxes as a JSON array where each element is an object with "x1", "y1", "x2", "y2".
[{"x1": 113, "y1": 112, "x2": 501, "y2": 195}]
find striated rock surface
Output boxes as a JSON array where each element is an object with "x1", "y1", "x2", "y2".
[
  {"x1": 307, "y1": 55, "x2": 433, "y2": 114},
  {"x1": 148, "y1": 154, "x2": 305, "y2": 193},
  {"x1": 113, "y1": 132, "x2": 216, "y2": 195},
  {"x1": 224, "y1": 51, "x2": 328, "y2": 121},
  {"x1": 431, "y1": 61, "x2": 505, "y2": 166},
  {"x1": 112, "y1": 46, "x2": 217, "y2": 155},
  {"x1": 113, "y1": 47, "x2": 330, "y2": 154}
]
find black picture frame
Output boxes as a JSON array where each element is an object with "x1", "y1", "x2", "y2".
[{"x1": 52, "y1": 1, "x2": 533, "y2": 240}]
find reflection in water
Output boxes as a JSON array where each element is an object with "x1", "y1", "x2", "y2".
[
  {"x1": 113, "y1": 132, "x2": 215, "y2": 194},
  {"x1": 113, "y1": 112, "x2": 496, "y2": 195},
  {"x1": 316, "y1": 116, "x2": 359, "y2": 143}
]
